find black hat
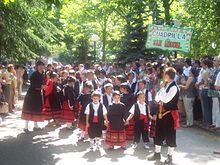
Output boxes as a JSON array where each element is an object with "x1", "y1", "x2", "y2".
[
  {"x1": 120, "y1": 82, "x2": 130, "y2": 90},
  {"x1": 36, "y1": 61, "x2": 45, "y2": 66},
  {"x1": 184, "y1": 58, "x2": 191, "y2": 66}
]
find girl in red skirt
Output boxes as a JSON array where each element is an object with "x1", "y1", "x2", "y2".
[
  {"x1": 60, "y1": 77, "x2": 76, "y2": 129},
  {"x1": 105, "y1": 91, "x2": 127, "y2": 150},
  {"x1": 120, "y1": 82, "x2": 135, "y2": 140},
  {"x1": 43, "y1": 72, "x2": 62, "y2": 126},
  {"x1": 77, "y1": 81, "x2": 93, "y2": 141}
]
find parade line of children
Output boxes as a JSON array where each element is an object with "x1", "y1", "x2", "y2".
[{"x1": 21, "y1": 61, "x2": 178, "y2": 164}]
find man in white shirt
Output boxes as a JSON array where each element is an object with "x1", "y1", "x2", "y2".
[{"x1": 148, "y1": 67, "x2": 179, "y2": 164}]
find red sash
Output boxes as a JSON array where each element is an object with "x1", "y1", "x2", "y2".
[
  {"x1": 93, "y1": 116, "x2": 98, "y2": 123},
  {"x1": 139, "y1": 114, "x2": 148, "y2": 131},
  {"x1": 171, "y1": 111, "x2": 179, "y2": 130}
]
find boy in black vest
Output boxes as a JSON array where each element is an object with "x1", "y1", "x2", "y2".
[
  {"x1": 136, "y1": 79, "x2": 153, "y2": 105},
  {"x1": 85, "y1": 91, "x2": 108, "y2": 151},
  {"x1": 126, "y1": 91, "x2": 150, "y2": 149}
]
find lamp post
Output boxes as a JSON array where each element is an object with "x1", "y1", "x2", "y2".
[{"x1": 90, "y1": 34, "x2": 99, "y2": 64}]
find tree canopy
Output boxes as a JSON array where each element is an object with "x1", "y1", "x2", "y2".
[{"x1": 0, "y1": 0, "x2": 219, "y2": 64}]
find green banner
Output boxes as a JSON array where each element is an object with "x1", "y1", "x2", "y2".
[{"x1": 146, "y1": 24, "x2": 193, "y2": 53}]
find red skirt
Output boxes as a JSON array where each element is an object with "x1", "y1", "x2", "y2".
[
  {"x1": 60, "y1": 101, "x2": 75, "y2": 122},
  {"x1": 125, "y1": 119, "x2": 134, "y2": 140},
  {"x1": 78, "y1": 121, "x2": 86, "y2": 131},
  {"x1": 21, "y1": 108, "x2": 45, "y2": 122},
  {"x1": 42, "y1": 107, "x2": 61, "y2": 121},
  {"x1": 105, "y1": 127, "x2": 126, "y2": 147}
]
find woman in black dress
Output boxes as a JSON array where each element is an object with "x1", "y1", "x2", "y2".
[{"x1": 21, "y1": 61, "x2": 45, "y2": 133}]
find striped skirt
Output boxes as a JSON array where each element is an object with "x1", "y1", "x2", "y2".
[
  {"x1": 105, "y1": 128, "x2": 126, "y2": 147},
  {"x1": 42, "y1": 107, "x2": 61, "y2": 121},
  {"x1": 125, "y1": 119, "x2": 134, "y2": 140},
  {"x1": 60, "y1": 101, "x2": 75, "y2": 123}
]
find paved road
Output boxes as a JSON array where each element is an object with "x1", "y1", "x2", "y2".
[{"x1": 0, "y1": 102, "x2": 220, "y2": 165}]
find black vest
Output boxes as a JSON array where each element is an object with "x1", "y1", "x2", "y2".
[
  {"x1": 88, "y1": 103, "x2": 104, "y2": 125},
  {"x1": 136, "y1": 89, "x2": 149, "y2": 105},
  {"x1": 102, "y1": 94, "x2": 112, "y2": 109},
  {"x1": 133, "y1": 103, "x2": 148, "y2": 121},
  {"x1": 163, "y1": 81, "x2": 179, "y2": 111}
]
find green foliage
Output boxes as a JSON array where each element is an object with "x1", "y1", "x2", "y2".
[
  {"x1": 175, "y1": 0, "x2": 220, "y2": 58},
  {"x1": 1, "y1": 0, "x2": 219, "y2": 63},
  {"x1": 0, "y1": 0, "x2": 63, "y2": 62}
]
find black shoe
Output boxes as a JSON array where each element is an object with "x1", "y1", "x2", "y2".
[
  {"x1": 164, "y1": 155, "x2": 172, "y2": 164},
  {"x1": 9, "y1": 110, "x2": 15, "y2": 114},
  {"x1": 23, "y1": 129, "x2": 30, "y2": 134},
  {"x1": 33, "y1": 127, "x2": 43, "y2": 132},
  {"x1": 120, "y1": 146, "x2": 126, "y2": 150},
  {"x1": 148, "y1": 152, "x2": 161, "y2": 161},
  {"x1": 78, "y1": 137, "x2": 85, "y2": 141}
]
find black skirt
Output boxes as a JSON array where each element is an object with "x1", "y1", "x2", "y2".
[{"x1": 21, "y1": 89, "x2": 44, "y2": 121}]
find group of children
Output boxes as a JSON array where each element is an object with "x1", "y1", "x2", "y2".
[
  {"x1": 22, "y1": 63, "x2": 158, "y2": 152},
  {"x1": 78, "y1": 87, "x2": 155, "y2": 151},
  {"x1": 66, "y1": 77, "x2": 157, "y2": 151}
]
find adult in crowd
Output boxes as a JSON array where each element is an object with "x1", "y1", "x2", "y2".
[
  {"x1": 149, "y1": 67, "x2": 179, "y2": 164},
  {"x1": 208, "y1": 56, "x2": 220, "y2": 130},
  {"x1": 21, "y1": 61, "x2": 45, "y2": 133},
  {"x1": 180, "y1": 67, "x2": 197, "y2": 127},
  {"x1": 198, "y1": 59, "x2": 213, "y2": 125},
  {"x1": 16, "y1": 65, "x2": 25, "y2": 98}
]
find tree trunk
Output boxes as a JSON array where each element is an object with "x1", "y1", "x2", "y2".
[
  {"x1": 102, "y1": 17, "x2": 107, "y2": 62},
  {"x1": 162, "y1": 0, "x2": 171, "y2": 25}
]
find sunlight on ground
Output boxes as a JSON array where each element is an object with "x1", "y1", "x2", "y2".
[{"x1": 0, "y1": 100, "x2": 220, "y2": 165}]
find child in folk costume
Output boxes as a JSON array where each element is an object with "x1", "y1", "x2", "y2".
[
  {"x1": 60, "y1": 77, "x2": 76, "y2": 129},
  {"x1": 126, "y1": 91, "x2": 150, "y2": 149},
  {"x1": 85, "y1": 91, "x2": 108, "y2": 151},
  {"x1": 120, "y1": 82, "x2": 135, "y2": 140},
  {"x1": 105, "y1": 91, "x2": 127, "y2": 150},
  {"x1": 77, "y1": 81, "x2": 93, "y2": 141},
  {"x1": 101, "y1": 83, "x2": 113, "y2": 138},
  {"x1": 44, "y1": 72, "x2": 62, "y2": 126},
  {"x1": 101, "y1": 83, "x2": 113, "y2": 109}
]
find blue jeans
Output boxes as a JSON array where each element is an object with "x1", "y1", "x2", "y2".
[{"x1": 201, "y1": 89, "x2": 212, "y2": 125}]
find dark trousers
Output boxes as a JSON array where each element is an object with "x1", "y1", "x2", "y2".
[
  {"x1": 134, "y1": 119, "x2": 149, "y2": 143},
  {"x1": 154, "y1": 113, "x2": 176, "y2": 147},
  {"x1": 88, "y1": 123, "x2": 102, "y2": 139},
  {"x1": 201, "y1": 89, "x2": 212, "y2": 125}
]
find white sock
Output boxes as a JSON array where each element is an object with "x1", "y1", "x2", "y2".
[
  {"x1": 102, "y1": 130, "x2": 106, "y2": 139},
  {"x1": 25, "y1": 120, "x2": 29, "y2": 129},
  {"x1": 96, "y1": 137, "x2": 101, "y2": 146},
  {"x1": 81, "y1": 131, "x2": 85, "y2": 138},
  {"x1": 168, "y1": 147, "x2": 174, "y2": 156},
  {"x1": 67, "y1": 123, "x2": 72, "y2": 128},
  {"x1": 34, "y1": 122, "x2": 39, "y2": 128},
  {"x1": 155, "y1": 145, "x2": 161, "y2": 153},
  {"x1": 90, "y1": 138, "x2": 95, "y2": 147}
]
